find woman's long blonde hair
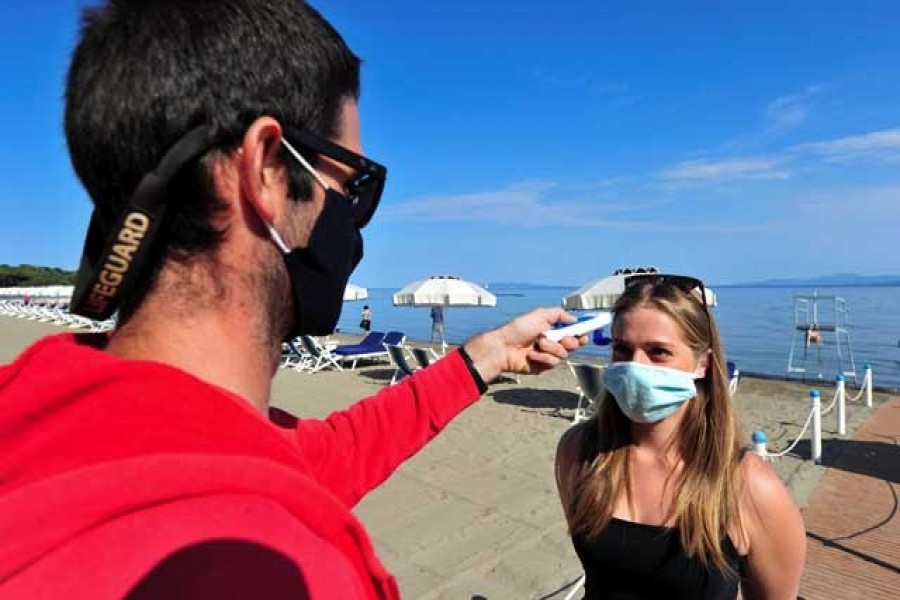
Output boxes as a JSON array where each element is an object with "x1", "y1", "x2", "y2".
[{"x1": 565, "y1": 279, "x2": 744, "y2": 576}]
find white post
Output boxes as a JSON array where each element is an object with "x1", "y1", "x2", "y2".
[
  {"x1": 864, "y1": 364, "x2": 873, "y2": 408},
  {"x1": 442, "y1": 306, "x2": 449, "y2": 355},
  {"x1": 811, "y1": 389, "x2": 822, "y2": 464},
  {"x1": 835, "y1": 374, "x2": 846, "y2": 436},
  {"x1": 752, "y1": 431, "x2": 767, "y2": 460}
]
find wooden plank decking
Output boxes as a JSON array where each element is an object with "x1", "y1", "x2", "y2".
[{"x1": 799, "y1": 397, "x2": 899, "y2": 599}]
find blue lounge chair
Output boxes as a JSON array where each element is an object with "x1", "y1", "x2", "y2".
[
  {"x1": 333, "y1": 331, "x2": 387, "y2": 369},
  {"x1": 334, "y1": 331, "x2": 408, "y2": 369},
  {"x1": 382, "y1": 330, "x2": 407, "y2": 347}
]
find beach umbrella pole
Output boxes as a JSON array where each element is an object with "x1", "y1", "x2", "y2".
[{"x1": 442, "y1": 306, "x2": 448, "y2": 354}]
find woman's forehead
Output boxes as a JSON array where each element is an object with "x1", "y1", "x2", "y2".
[{"x1": 614, "y1": 306, "x2": 685, "y2": 342}]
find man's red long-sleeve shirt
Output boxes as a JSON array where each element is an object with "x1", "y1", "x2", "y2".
[{"x1": 0, "y1": 333, "x2": 483, "y2": 598}]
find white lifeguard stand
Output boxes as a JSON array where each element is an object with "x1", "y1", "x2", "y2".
[{"x1": 787, "y1": 290, "x2": 857, "y2": 384}]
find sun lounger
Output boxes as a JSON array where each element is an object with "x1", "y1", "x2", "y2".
[
  {"x1": 333, "y1": 332, "x2": 387, "y2": 369},
  {"x1": 568, "y1": 362, "x2": 605, "y2": 425},
  {"x1": 385, "y1": 343, "x2": 418, "y2": 385},
  {"x1": 333, "y1": 331, "x2": 408, "y2": 369},
  {"x1": 296, "y1": 335, "x2": 343, "y2": 373},
  {"x1": 411, "y1": 347, "x2": 440, "y2": 369},
  {"x1": 382, "y1": 330, "x2": 407, "y2": 347},
  {"x1": 280, "y1": 339, "x2": 309, "y2": 370},
  {"x1": 727, "y1": 360, "x2": 740, "y2": 396}
]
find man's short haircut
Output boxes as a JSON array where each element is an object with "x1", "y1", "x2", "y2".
[{"x1": 64, "y1": 0, "x2": 360, "y2": 317}]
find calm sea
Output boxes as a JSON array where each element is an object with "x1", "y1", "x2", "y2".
[{"x1": 336, "y1": 285, "x2": 900, "y2": 391}]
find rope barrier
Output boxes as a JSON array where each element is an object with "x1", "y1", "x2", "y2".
[
  {"x1": 754, "y1": 367, "x2": 874, "y2": 463},
  {"x1": 844, "y1": 369, "x2": 870, "y2": 403},
  {"x1": 820, "y1": 386, "x2": 840, "y2": 416},
  {"x1": 763, "y1": 406, "x2": 817, "y2": 458}
]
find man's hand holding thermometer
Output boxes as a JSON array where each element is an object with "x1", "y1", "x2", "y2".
[{"x1": 458, "y1": 308, "x2": 594, "y2": 383}]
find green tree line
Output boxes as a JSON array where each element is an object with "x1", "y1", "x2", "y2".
[{"x1": 0, "y1": 265, "x2": 77, "y2": 287}]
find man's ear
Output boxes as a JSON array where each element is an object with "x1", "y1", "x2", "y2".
[{"x1": 238, "y1": 116, "x2": 285, "y2": 225}]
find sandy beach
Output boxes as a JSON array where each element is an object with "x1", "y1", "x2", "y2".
[{"x1": 1, "y1": 317, "x2": 893, "y2": 599}]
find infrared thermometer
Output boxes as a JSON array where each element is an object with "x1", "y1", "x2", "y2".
[{"x1": 543, "y1": 312, "x2": 613, "y2": 343}]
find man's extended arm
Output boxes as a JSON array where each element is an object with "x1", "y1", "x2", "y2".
[
  {"x1": 291, "y1": 307, "x2": 582, "y2": 507},
  {"x1": 292, "y1": 350, "x2": 481, "y2": 507}
]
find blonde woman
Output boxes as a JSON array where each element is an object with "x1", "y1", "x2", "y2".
[{"x1": 556, "y1": 275, "x2": 806, "y2": 599}]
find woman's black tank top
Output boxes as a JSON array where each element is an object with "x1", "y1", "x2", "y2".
[{"x1": 572, "y1": 518, "x2": 747, "y2": 600}]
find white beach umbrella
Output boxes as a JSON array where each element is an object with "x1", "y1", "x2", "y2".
[
  {"x1": 393, "y1": 275, "x2": 496, "y2": 352},
  {"x1": 393, "y1": 275, "x2": 496, "y2": 307},
  {"x1": 343, "y1": 283, "x2": 369, "y2": 302},
  {"x1": 562, "y1": 269, "x2": 716, "y2": 310}
]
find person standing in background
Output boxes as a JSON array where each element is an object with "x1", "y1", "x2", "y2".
[
  {"x1": 360, "y1": 305, "x2": 371, "y2": 332},
  {"x1": 430, "y1": 304, "x2": 445, "y2": 345}
]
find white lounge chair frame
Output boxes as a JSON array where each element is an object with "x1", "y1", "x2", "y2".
[
  {"x1": 568, "y1": 362, "x2": 605, "y2": 425},
  {"x1": 296, "y1": 335, "x2": 343, "y2": 373}
]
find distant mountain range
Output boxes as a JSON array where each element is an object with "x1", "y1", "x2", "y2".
[
  {"x1": 724, "y1": 273, "x2": 900, "y2": 287},
  {"x1": 487, "y1": 282, "x2": 574, "y2": 290},
  {"x1": 488, "y1": 274, "x2": 900, "y2": 289}
]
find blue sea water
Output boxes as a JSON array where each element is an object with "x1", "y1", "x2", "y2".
[{"x1": 336, "y1": 285, "x2": 900, "y2": 391}]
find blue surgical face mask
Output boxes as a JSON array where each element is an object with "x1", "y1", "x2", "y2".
[{"x1": 602, "y1": 362, "x2": 700, "y2": 423}]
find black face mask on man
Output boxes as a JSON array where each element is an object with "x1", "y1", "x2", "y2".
[{"x1": 265, "y1": 138, "x2": 364, "y2": 339}]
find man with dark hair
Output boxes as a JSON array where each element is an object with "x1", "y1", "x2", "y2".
[{"x1": 0, "y1": 1, "x2": 583, "y2": 597}]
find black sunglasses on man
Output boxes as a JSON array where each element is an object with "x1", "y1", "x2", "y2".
[{"x1": 282, "y1": 126, "x2": 387, "y2": 229}]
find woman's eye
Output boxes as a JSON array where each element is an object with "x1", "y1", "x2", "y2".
[{"x1": 650, "y1": 347, "x2": 672, "y2": 357}]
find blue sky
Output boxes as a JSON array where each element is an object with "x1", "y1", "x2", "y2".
[{"x1": 1, "y1": 1, "x2": 898, "y2": 287}]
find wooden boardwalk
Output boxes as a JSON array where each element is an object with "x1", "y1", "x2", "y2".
[{"x1": 799, "y1": 397, "x2": 900, "y2": 599}]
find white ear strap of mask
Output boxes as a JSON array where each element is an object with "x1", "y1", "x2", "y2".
[
  {"x1": 265, "y1": 137, "x2": 332, "y2": 255},
  {"x1": 281, "y1": 137, "x2": 330, "y2": 191},
  {"x1": 266, "y1": 224, "x2": 291, "y2": 254}
]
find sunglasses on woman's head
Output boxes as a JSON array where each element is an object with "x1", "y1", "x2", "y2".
[{"x1": 625, "y1": 273, "x2": 711, "y2": 317}]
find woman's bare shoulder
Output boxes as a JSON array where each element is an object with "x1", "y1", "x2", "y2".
[
  {"x1": 737, "y1": 452, "x2": 805, "y2": 546},
  {"x1": 738, "y1": 452, "x2": 793, "y2": 509},
  {"x1": 736, "y1": 449, "x2": 807, "y2": 595}
]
